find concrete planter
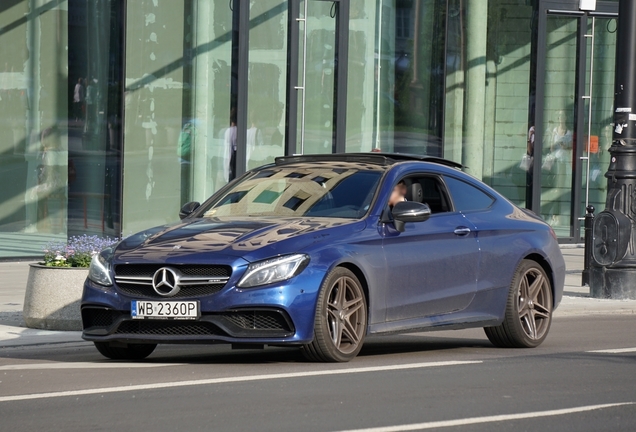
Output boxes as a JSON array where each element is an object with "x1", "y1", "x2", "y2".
[{"x1": 23, "y1": 264, "x2": 88, "y2": 331}]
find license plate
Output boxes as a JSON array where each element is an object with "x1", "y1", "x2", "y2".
[{"x1": 131, "y1": 300, "x2": 200, "y2": 320}]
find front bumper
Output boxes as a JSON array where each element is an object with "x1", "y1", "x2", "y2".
[
  {"x1": 80, "y1": 265, "x2": 326, "y2": 345},
  {"x1": 81, "y1": 307, "x2": 297, "y2": 344}
]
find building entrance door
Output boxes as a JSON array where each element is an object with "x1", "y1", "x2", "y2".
[
  {"x1": 535, "y1": 3, "x2": 618, "y2": 241},
  {"x1": 287, "y1": 0, "x2": 349, "y2": 156}
]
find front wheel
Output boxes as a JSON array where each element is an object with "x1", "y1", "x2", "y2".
[
  {"x1": 302, "y1": 268, "x2": 367, "y2": 362},
  {"x1": 94, "y1": 342, "x2": 157, "y2": 360},
  {"x1": 484, "y1": 259, "x2": 553, "y2": 348}
]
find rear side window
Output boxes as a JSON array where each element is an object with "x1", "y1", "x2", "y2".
[{"x1": 444, "y1": 176, "x2": 494, "y2": 212}]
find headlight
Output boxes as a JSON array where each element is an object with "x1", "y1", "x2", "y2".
[
  {"x1": 238, "y1": 254, "x2": 310, "y2": 288},
  {"x1": 88, "y1": 247, "x2": 114, "y2": 286}
]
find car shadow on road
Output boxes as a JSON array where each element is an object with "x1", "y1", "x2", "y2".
[
  {"x1": 0, "y1": 334, "x2": 495, "y2": 365},
  {"x1": 358, "y1": 334, "x2": 493, "y2": 358}
]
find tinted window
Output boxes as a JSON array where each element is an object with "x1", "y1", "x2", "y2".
[
  {"x1": 444, "y1": 176, "x2": 495, "y2": 212},
  {"x1": 200, "y1": 164, "x2": 382, "y2": 219},
  {"x1": 416, "y1": 177, "x2": 450, "y2": 213},
  {"x1": 399, "y1": 176, "x2": 451, "y2": 213}
]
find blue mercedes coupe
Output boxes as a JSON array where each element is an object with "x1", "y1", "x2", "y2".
[{"x1": 81, "y1": 153, "x2": 565, "y2": 362}]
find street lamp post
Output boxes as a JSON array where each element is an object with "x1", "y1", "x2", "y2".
[{"x1": 589, "y1": 0, "x2": 636, "y2": 299}]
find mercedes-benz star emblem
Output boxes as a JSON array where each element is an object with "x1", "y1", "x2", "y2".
[{"x1": 152, "y1": 267, "x2": 181, "y2": 297}]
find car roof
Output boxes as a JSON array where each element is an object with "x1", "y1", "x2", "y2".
[{"x1": 274, "y1": 153, "x2": 463, "y2": 170}]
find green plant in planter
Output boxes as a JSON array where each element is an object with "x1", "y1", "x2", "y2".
[{"x1": 43, "y1": 235, "x2": 119, "y2": 268}]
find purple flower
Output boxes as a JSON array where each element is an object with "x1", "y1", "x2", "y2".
[{"x1": 42, "y1": 235, "x2": 119, "y2": 268}]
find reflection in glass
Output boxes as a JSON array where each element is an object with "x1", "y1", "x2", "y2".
[
  {"x1": 201, "y1": 164, "x2": 382, "y2": 219},
  {"x1": 299, "y1": 1, "x2": 338, "y2": 155},
  {"x1": 373, "y1": 0, "x2": 446, "y2": 155},
  {"x1": 246, "y1": 1, "x2": 288, "y2": 170},
  {"x1": 122, "y1": 1, "x2": 234, "y2": 235},
  {"x1": 540, "y1": 17, "x2": 577, "y2": 237},
  {"x1": 0, "y1": 0, "x2": 123, "y2": 258},
  {"x1": 444, "y1": 0, "x2": 534, "y2": 207},
  {"x1": 344, "y1": 0, "x2": 379, "y2": 153},
  {"x1": 581, "y1": 17, "x2": 616, "y2": 236},
  {"x1": 69, "y1": 0, "x2": 124, "y2": 241}
]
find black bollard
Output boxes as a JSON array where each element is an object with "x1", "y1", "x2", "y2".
[{"x1": 582, "y1": 205, "x2": 594, "y2": 287}]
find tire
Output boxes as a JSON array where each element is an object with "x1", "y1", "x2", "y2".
[
  {"x1": 485, "y1": 259, "x2": 553, "y2": 348},
  {"x1": 302, "y1": 267, "x2": 367, "y2": 362},
  {"x1": 94, "y1": 342, "x2": 157, "y2": 360}
]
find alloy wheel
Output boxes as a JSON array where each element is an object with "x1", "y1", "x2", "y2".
[
  {"x1": 517, "y1": 267, "x2": 552, "y2": 341},
  {"x1": 326, "y1": 276, "x2": 366, "y2": 354}
]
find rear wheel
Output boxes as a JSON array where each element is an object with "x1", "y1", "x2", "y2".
[
  {"x1": 302, "y1": 268, "x2": 367, "y2": 362},
  {"x1": 94, "y1": 342, "x2": 157, "y2": 360},
  {"x1": 484, "y1": 259, "x2": 553, "y2": 348}
]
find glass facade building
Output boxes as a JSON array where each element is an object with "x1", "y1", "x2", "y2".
[{"x1": 0, "y1": 0, "x2": 621, "y2": 258}]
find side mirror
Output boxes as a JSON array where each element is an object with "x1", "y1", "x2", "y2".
[
  {"x1": 392, "y1": 201, "x2": 431, "y2": 232},
  {"x1": 179, "y1": 201, "x2": 200, "y2": 220}
]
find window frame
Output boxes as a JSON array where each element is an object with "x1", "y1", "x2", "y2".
[{"x1": 386, "y1": 173, "x2": 455, "y2": 216}]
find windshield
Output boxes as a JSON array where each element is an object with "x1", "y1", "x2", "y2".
[{"x1": 199, "y1": 163, "x2": 383, "y2": 219}]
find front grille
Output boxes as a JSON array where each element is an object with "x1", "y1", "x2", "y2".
[
  {"x1": 222, "y1": 310, "x2": 292, "y2": 332},
  {"x1": 82, "y1": 308, "x2": 120, "y2": 328},
  {"x1": 113, "y1": 264, "x2": 231, "y2": 299},
  {"x1": 116, "y1": 265, "x2": 230, "y2": 278},
  {"x1": 115, "y1": 320, "x2": 222, "y2": 336}
]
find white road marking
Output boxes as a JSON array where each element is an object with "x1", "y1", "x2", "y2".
[
  {"x1": 587, "y1": 347, "x2": 636, "y2": 354},
  {"x1": 0, "y1": 362, "x2": 184, "y2": 371},
  {"x1": 0, "y1": 360, "x2": 480, "y2": 403},
  {"x1": 332, "y1": 402, "x2": 636, "y2": 432}
]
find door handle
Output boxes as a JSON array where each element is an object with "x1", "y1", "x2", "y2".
[{"x1": 454, "y1": 227, "x2": 471, "y2": 236}]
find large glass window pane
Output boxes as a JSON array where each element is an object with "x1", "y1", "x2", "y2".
[
  {"x1": 444, "y1": 0, "x2": 534, "y2": 208},
  {"x1": 0, "y1": 1, "x2": 68, "y2": 257},
  {"x1": 122, "y1": 1, "x2": 233, "y2": 235},
  {"x1": 582, "y1": 17, "x2": 615, "y2": 235},
  {"x1": 69, "y1": 0, "x2": 124, "y2": 240},
  {"x1": 345, "y1": 0, "x2": 377, "y2": 152},
  {"x1": 370, "y1": 0, "x2": 446, "y2": 155},
  {"x1": 0, "y1": 0, "x2": 122, "y2": 258},
  {"x1": 300, "y1": 0, "x2": 337, "y2": 155},
  {"x1": 540, "y1": 16, "x2": 577, "y2": 237},
  {"x1": 246, "y1": 1, "x2": 288, "y2": 170}
]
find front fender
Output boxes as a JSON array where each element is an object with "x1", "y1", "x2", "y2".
[{"x1": 302, "y1": 228, "x2": 387, "y2": 325}]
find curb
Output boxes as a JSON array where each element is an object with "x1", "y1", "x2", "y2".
[{"x1": 0, "y1": 324, "x2": 83, "y2": 348}]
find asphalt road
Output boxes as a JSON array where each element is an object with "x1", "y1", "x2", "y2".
[{"x1": 0, "y1": 315, "x2": 635, "y2": 432}]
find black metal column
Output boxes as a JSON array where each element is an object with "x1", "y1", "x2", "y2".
[
  {"x1": 610, "y1": 0, "x2": 636, "y2": 148},
  {"x1": 531, "y1": 5, "x2": 548, "y2": 216},
  {"x1": 589, "y1": 0, "x2": 636, "y2": 299},
  {"x1": 235, "y1": 0, "x2": 249, "y2": 178},
  {"x1": 582, "y1": 205, "x2": 594, "y2": 286},
  {"x1": 334, "y1": 0, "x2": 349, "y2": 154},
  {"x1": 285, "y1": 0, "x2": 300, "y2": 156}
]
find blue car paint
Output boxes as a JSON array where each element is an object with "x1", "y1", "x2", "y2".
[{"x1": 81, "y1": 160, "x2": 565, "y2": 346}]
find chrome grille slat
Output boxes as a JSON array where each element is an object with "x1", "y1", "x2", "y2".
[
  {"x1": 114, "y1": 279, "x2": 153, "y2": 286},
  {"x1": 178, "y1": 278, "x2": 230, "y2": 286}
]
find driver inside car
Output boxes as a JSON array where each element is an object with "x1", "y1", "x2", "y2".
[{"x1": 388, "y1": 180, "x2": 407, "y2": 208}]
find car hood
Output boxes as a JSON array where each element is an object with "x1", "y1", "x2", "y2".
[{"x1": 114, "y1": 216, "x2": 364, "y2": 263}]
